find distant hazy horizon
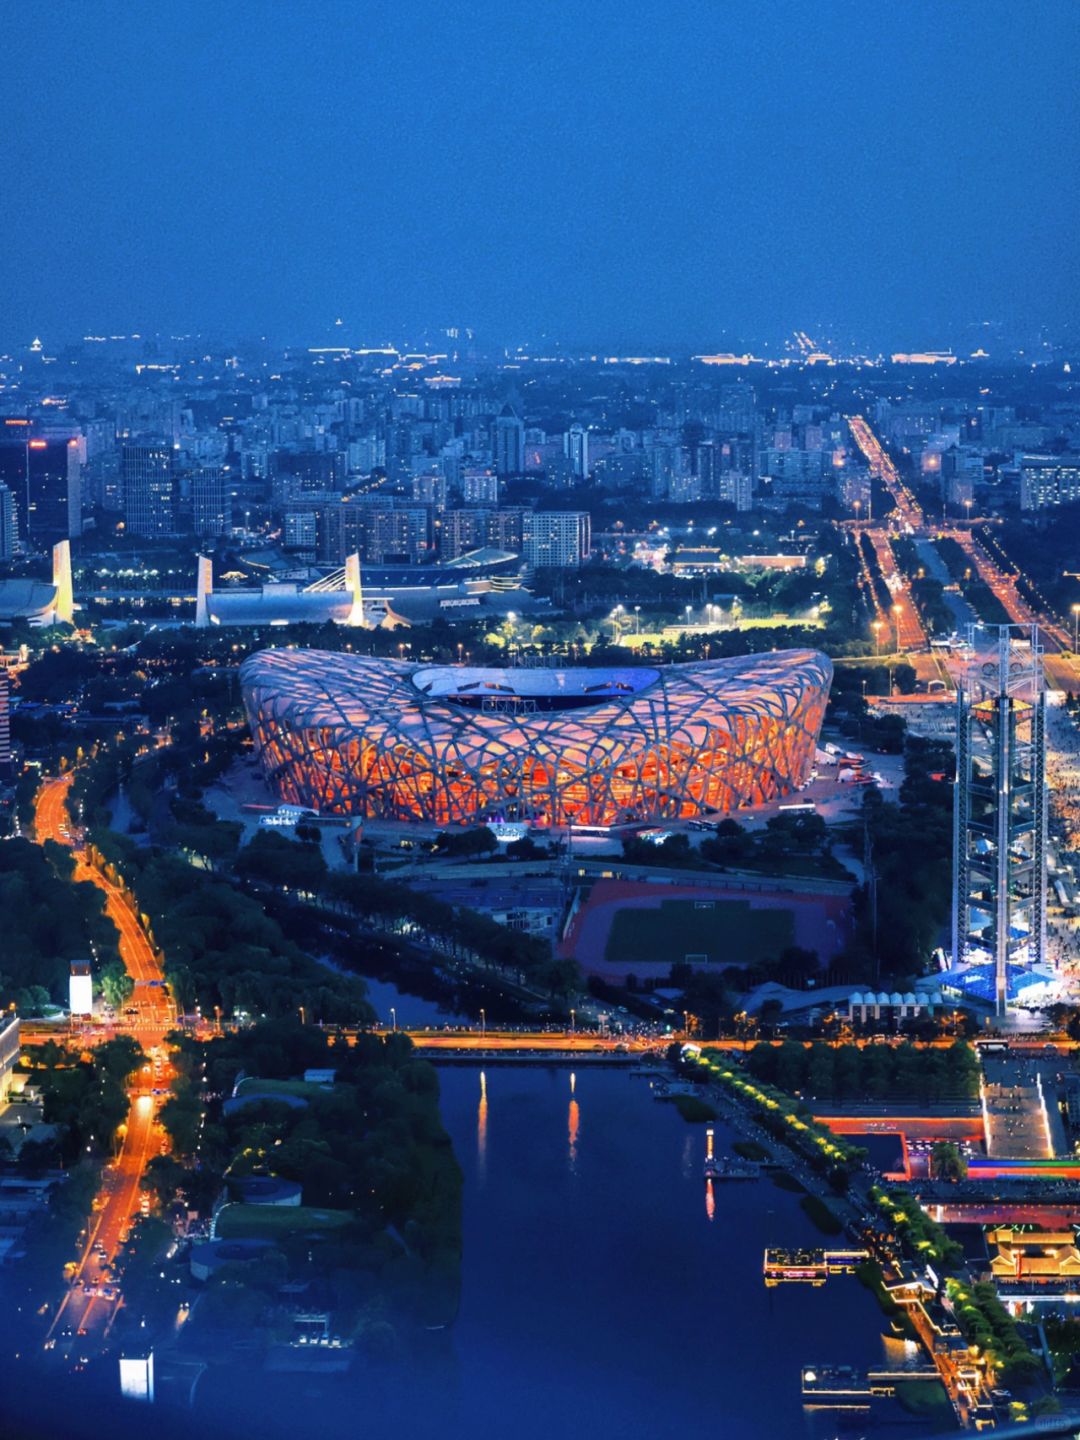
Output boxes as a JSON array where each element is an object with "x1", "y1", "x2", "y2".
[{"x1": 3, "y1": 1, "x2": 1077, "y2": 349}]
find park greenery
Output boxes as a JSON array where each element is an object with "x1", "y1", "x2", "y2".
[
  {"x1": 87, "y1": 831, "x2": 375, "y2": 1024},
  {"x1": 0, "y1": 836, "x2": 128, "y2": 1014},
  {"x1": 851, "y1": 734, "x2": 955, "y2": 980},
  {"x1": 150, "y1": 1020, "x2": 462, "y2": 1345},
  {"x1": 688, "y1": 1047, "x2": 866, "y2": 1177},
  {"x1": 230, "y1": 827, "x2": 576, "y2": 1001},
  {"x1": 619, "y1": 809, "x2": 850, "y2": 883},
  {"x1": 944, "y1": 1277, "x2": 1044, "y2": 1387},
  {"x1": 928, "y1": 1140, "x2": 969, "y2": 1183},
  {"x1": 892, "y1": 536, "x2": 957, "y2": 637},
  {"x1": 869, "y1": 1187, "x2": 963, "y2": 1269},
  {"x1": 17, "y1": 1035, "x2": 145, "y2": 1169},
  {"x1": 931, "y1": 536, "x2": 1012, "y2": 627},
  {"x1": 743, "y1": 1039, "x2": 979, "y2": 1105}
]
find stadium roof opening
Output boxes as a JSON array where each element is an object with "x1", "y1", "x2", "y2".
[{"x1": 412, "y1": 665, "x2": 662, "y2": 712}]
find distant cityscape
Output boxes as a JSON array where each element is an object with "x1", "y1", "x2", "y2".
[{"x1": 2, "y1": 321, "x2": 1080, "y2": 1436}]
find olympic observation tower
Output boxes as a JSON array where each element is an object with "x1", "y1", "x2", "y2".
[{"x1": 952, "y1": 622, "x2": 1048, "y2": 1017}]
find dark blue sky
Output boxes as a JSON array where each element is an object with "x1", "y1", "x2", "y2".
[{"x1": 3, "y1": 1, "x2": 1078, "y2": 349}]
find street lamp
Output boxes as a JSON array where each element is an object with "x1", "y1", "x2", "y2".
[
  {"x1": 1072, "y1": 604, "x2": 1080, "y2": 653},
  {"x1": 570, "y1": 1008, "x2": 576, "y2": 1034},
  {"x1": 892, "y1": 603, "x2": 903, "y2": 656},
  {"x1": 480, "y1": 1008, "x2": 486, "y2": 1036},
  {"x1": 872, "y1": 619, "x2": 884, "y2": 656},
  {"x1": 390, "y1": 1006, "x2": 396, "y2": 1032},
  {"x1": 634, "y1": 604, "x2": 641, "y2": 634}
]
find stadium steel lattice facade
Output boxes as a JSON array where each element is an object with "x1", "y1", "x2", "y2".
[{"x1": 241, "y1": 648, "x2": 832, "y2": 827}]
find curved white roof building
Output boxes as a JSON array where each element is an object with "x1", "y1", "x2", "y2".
[{"x1": 241, "y1": 648, "x2": 832, "y2": 828}]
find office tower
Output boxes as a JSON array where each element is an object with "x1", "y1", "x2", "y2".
[
  {"x1": 273, "y1": 449, "x2": 344, "y2": 502},
  {"x1": 27, "y1": 438, "x2": 81, "y2": 543},
  {"x1": 522, "y1": 511, "x2": 590, "y2": 568},
  {"x1": 952, "y1": 623, "x2": 1047, "y2": 1016},
  {"x1": 0, "y1": 432, "x2": 81, "y2": 545},
  {"x1": 283, "y1": 511, "x2": 318, "y2": 554},
  {"x1": 462, "y1": 468, "x2": 499, "y2": 505},
  {"x1": 494, "y1": 404, "x2": 525, "y2": 476},
  {"x1": 123, "y1": 443, "x2": 175, "y2": 537},
  {"x1": 646, "y1": 442, "x2": 681, "y2": 500},
  {"x1": 695, "y1": 440, "x2": 719, "y2": 497},
  {"x1": 0, "y1": 484, "x2": 15, "y2": 561},
  {"x1": 441, "y1": 508, "x2": 489, "y2": 560},
  {"x1": 0, "y1": 666, "x2": 10, "y2": 778},
  {"x1": 719, "y1": 471, "x2": 753, "y2": 511},
  {"x1": 486, "y1": 507, "x2": 526, "y2": 554},
  {"x1": 1018, "y1": 454, "x2": 1080, "y2": 510},
  {"x1": 192, "y1": 466, "x2": 229, "y2": 537},
  {"x1": 411, "y1": 470, "x2": 448, "y2": 511},
  {"x1": 564, "y1": 424, "x2": 589, "y2": 480}
]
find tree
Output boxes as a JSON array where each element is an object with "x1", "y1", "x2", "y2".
[
  {"x1": 101, "y1": 959, "x2": 133, "y2": 1011},
  {"x1": 433, "y1": 827, "x2": 498, "y2": 859},
  {"x1": 929, "y1": 1141, "x2": 968, "y2": 1184},
  {"x1": 701, "y1": 818, "x2": 754, "y2": 865},
  {"x1": 95, "y1": 1035, "x2": 145, "y2": 1084}
]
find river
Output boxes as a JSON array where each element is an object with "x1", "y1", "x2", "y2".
[{"x1": 434, "y1": 1062, "x2": 938, "y2": 1438}]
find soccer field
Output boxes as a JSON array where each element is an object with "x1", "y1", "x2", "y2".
[{"x1": 603, "y1": 898, "x2": 795, "y2": 967}]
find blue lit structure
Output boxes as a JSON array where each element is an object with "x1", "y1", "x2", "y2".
[{"x1": 951, "y1": 624, "x2": 1047, "y2": 1016}]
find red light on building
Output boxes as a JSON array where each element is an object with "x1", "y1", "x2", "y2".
[{"x1": 4, "y1": 418, "x2": 30, "y2": 426}]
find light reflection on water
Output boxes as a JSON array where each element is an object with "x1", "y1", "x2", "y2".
[
  {"x1": 477, "y1": 1070, "x2": 487, "y2": 1186},
  {"x1": 438, "y1": 1065, "x2": 940, "y2": 1440},
  {"x1": 568, "y1": 1072, "x2": 580, "y2": 1173}
]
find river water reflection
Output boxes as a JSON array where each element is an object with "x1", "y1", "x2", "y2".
[{"x1": 437, "y1": 1064, "x2": 935, "y2": 1439}]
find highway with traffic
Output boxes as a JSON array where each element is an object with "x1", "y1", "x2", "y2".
[{"x1": 34, "y1": 776, "x2": 174, "y2": 1363}]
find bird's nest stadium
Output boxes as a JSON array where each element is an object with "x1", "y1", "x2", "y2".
[{"x1": 240, "y1": 649, "x2": 832, "y2": 828}]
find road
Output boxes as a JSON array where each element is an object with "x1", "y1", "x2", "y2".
[
  {"x1": 865, "y1": 528, "x2": 928, "y2": 651},
  {"x1": 43, "y1": 1086, "x2": 160, "y2": 1360},
  {"x1": 34, "y1": 776, "x2": 173, "y2": 1361},
  {"x1": 847, "y1": 414, "x2": 925, "y2": 529}
]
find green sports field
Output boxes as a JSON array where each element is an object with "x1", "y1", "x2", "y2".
[{"x1": 603, "y1": 898, "x2": 794, "y2": 967}]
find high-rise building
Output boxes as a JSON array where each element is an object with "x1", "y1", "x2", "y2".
[
  {"x1": 0, "y1": 665, "x2": 11, "y2": 778},
  {"x1": 27, "y1": 438, "x2": 81, "y2": 543},
  {"x1": 1018, "y1": 454, "x2": 1080, "y2": 510},
  {"x1": 411, "y1": 470, "x2": 448, "y2": 512},
  {"x1": 123, "y1": 443, "x2": 175, "y2": 537},
  {"x1": 318, "y1": 499, "x2": 432, "y2": 565},
  {"x1": 564, "y1": 424, "x2": 589, "y2": 480},
  {"x1": 0, "y1": 432, "x2": 81, "y2": 545},
  {"x1": 522, "y1": 511, "x2": 590, "y2": 568},
  {"x1": 494, "y1": 405, "x2": 525, "y2": 476},
  {"x1": 441, "y1": 508, "x2": 489, "y2": 561},
  {"x1": 462, "y1": 468, "x2": 499, "y2": 505},
  {"x1": 192, "y1": 466, "x2": 229, "y2": 538},
  {"x1": 0, "y1": 483, "x2": 15, "y2": 561},
  {"x1": 952, "y1": 623, "x2": 1047, "y2": 1016}
]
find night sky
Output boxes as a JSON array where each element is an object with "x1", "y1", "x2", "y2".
[{"x1": 3, "y1": 0, "x2": 1078, "y2": 348}]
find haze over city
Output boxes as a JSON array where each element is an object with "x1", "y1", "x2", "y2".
[{"x1": 3, "y1": 1, "x2": 1079, "y2": 351}]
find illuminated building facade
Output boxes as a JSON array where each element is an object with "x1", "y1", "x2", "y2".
[
  {"x1": 952, "y1": 623, "x2": 1047, "y2": 1015},
  {"x1": 241, "y1": 648, "x2": 831, "y2": 827}
]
